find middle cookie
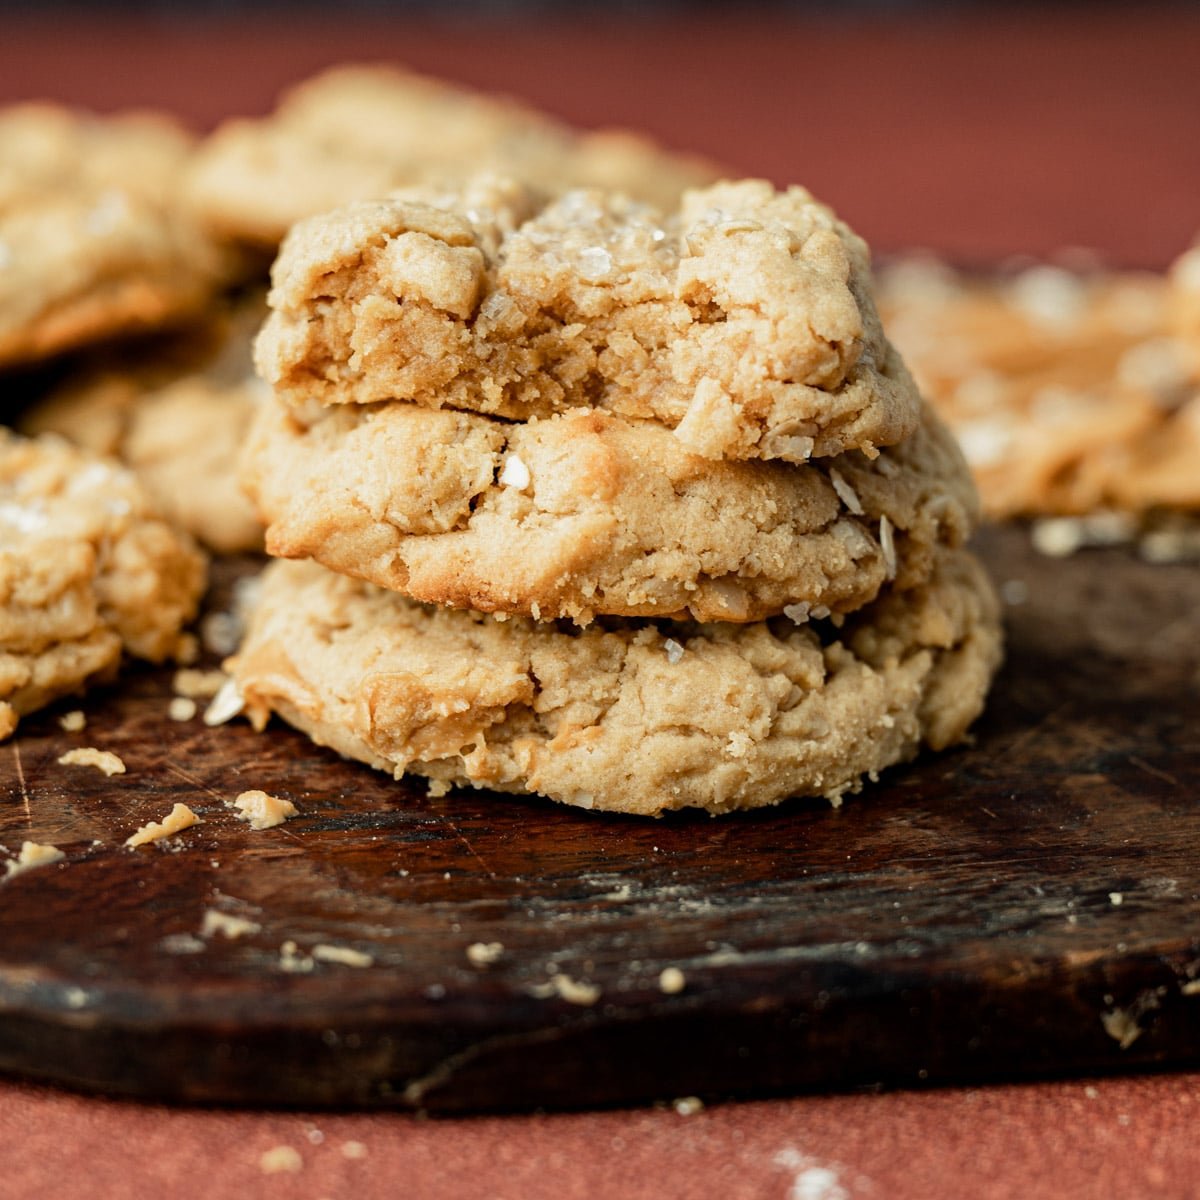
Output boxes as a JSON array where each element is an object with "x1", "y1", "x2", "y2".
[{"x1": 243, "y1": 397, "x2": 976, "y2": 624}]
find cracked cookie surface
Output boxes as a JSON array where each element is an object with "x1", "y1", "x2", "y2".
[
  {"x1": 0, "y1": 103, "x2": 231, "y2": 369},
  {"x1": 255, "y1": 177, "x2": 921, "y2": 463},
  {"x1": 229, "y1": 547, "x2": 1001, "y2": 816},
  {"x1": 185, "y1": 65, "x2": 720, "y2": 248},
  {"x1": 22, "y1": 292, "x2": 267, "y2": 553},
  {"x1": 241, "y1": 395, "x2": 976, "y2": 624},
  {"x1": 0, "y1": 431, "x2": 207, "y2": 737}
]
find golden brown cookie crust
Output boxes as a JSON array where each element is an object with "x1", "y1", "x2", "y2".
[
  {"x1": 183, "y1": 64, "x2": 721, "y2": 248},
  {"x1": 0, "y1": 104, "x2": 231, "y2": 369},
  {"x1": 241, "y1": 395, "x2": 976, "y2": 624},
  {"x1": 0, "y1": 431, "x2": 207, "y2": 735},
  {"x1": 22, "y1": 293, "x2": 267, "y2": 554},
  {"x1": 229, "y1": 548, "x2": 1001, "y2": 816},
  {"x1": 255, "y1": 178, "x2": 921, "y2": 463}
]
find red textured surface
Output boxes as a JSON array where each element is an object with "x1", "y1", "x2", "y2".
[
  {"x1": 3, "y1": 11, "x2": 1200, "y2": 1196},
  {"x1": 5, "y1": 1073, "x2": 1200, "y2": 1200},
  {"x1": 1, "y1": 9, "x2": 1198, "y2": 266}
]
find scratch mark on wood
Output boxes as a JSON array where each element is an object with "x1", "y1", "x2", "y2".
[
  {"x1": 12, "y1": 742, "x2": 30, "y2": 826},
  {"x1": 437, "y1": 813, "x2": 498, "y2": 881},
  {"x1": 157, "y1": 757, "x2": 226, "y2": 807},
  {"x1": 1128, "y1": 756, "x2": 1182, "y2": 790}
]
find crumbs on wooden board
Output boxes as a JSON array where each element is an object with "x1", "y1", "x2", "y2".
[
  {"x1": 3, "y1": 841, "x2": 64, "y2": 880},
  {"x1": 125, "y1": 802, "x2": 200, "y2": 848},
  {"x1": 58, "y1": 747, "x2": 125, "y2": 776},
  {"x1": 229, "y1": 789, "x2": 297, "y2": 830}
]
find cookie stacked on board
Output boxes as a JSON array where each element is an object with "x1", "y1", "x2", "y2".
[{"x1": 230, "y1": 176, "x2": 1002, "y2": 816}]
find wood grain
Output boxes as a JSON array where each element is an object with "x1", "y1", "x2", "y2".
[{"x1": 0, "y1": 526, "x2": 1197, "y2": 1112}]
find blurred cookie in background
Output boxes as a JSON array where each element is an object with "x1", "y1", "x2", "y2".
[
  {"x1": 0, "y1": 104, "x2": 236, "y2": 370},
  {"x1": 877, "y1": 253, "x2": 1200, "y2": 560},
  {"x1": 184, "y1": 64, "x2": 722, "y2": 250},
  {"x1": 20, "y1": 292, "x2": 266, "y2": 555}
]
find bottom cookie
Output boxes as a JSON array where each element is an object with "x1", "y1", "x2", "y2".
[{"x1": 229, "y1": 549, "x2": 1002, "y2": 816}]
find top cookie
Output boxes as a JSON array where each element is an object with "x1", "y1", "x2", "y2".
[
  {"x1": 0, "y1": 103, "x2": 231, "y2": 369},
  {"x1": 878, "y1": 257, "x2": 1200, "y2": 517},
  {"x1": 256, "y1": 177, "x2": 921, "y2": 463},
  {"x1": 184, "y1": 65, "x2": 721, "y2": 248}
]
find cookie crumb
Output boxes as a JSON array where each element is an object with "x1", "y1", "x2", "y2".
[
  {"x1": 1109, "y1": 892, "x2": 1124, "y2": 906},
  {"x1": 125, "y1": 802, "x2": 199, "y2": 847},
  {"x1": 201, "y1": 909, "x2": 261, "y2": 940},
  {"x1": 168, "y1": 696, "x2": 197, "y2": 721},
  {"x1": 58, "y1": 710, "x2": 86, "y2": 733},
  {"x1": 1101, "y1": 1007, "x2": 1143, "y2": 1050},
  {"x1": 4, "y1": 841, "x2": 65, "y2": 880},
  {"x1": 673, "y1": 1096, "x2": 704, "y2": 1116},
  {"x1": 658, "y1": 966, "x2": 686, "y2": 994},
  {"x1": 279, "y1": 940, "x2": 314, "y2": 973},
  {"x1": 551, "y1": 974, "x2": 601, "y2": 1006},
  {"x1": 173, "y1": 668, "x2": 228, "y2": 699},
  {"x1": 203, "y1": 677, "x2": 244, "y2": 726},
  {"x1": 230, "y1": 789, "x2": 297, "y2": 830},
  {"x1": 498, "y1": 453, "x2": 531, "y2": 491},
  {"x1": 58, "y1": 747, "x2": 125, "y2": 776},
  {"x1": 259, "y1": 1146, "x2": 302, "y2": 1175},
  {"x1": 663, "y1": 638, "x2": 685, "y2": 664},
  {"x1": 312, "y1": 943, "x2": 374, "y2": 968},
  {"x1": 466, "y1": 941, "x2": 504, "y2": 968},
  {"x1": 341, "y1": 1141, "x2": 368, "y2": 1161}
]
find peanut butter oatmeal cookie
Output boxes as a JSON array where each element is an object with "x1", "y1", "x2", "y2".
[
  {"x1": 184, "y1": 65, "x2": 720, "y2": 249},
  {"x1": 878, "y1": 257, "x2": 1200, "y2": 519},
  {"x1": 0, "y1": 103, "x2": 231, "y2": 369},
  {"x1": 22, "y1": 293, "x2": 267, "y2": 553},
  {"x1": 241, "y1": 396, "x2": 976, "y2": 624},
  {"x1": 228, "y1": 547, "x2": 1001, "y2": 816},
  {"x1": 255, "y1": 177, "x2": 921, "y2": 463},
  {"x1": 0, "y1": 431, "x2": 207, "y2": 738}
]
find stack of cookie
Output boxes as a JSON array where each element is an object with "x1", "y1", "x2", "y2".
[{"x1": 227, "y1": 177, "x2": 1003, "y2": 816}]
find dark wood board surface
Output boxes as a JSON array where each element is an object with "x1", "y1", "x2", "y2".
[{"x1": 0, "y1": 525, "x2": 1197, "y2": 1113}]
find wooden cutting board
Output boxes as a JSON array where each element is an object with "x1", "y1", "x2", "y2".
[{"x1": 1, "y1": 525, "x2": 1197, "y2": 1113}]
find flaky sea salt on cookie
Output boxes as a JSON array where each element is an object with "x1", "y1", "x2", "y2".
[
  {"x1": 242, "y1": 396, "x2": 976, "y2": 624},
  {"x1": 183, "y1": 64, "x2": 719, "y2": 248},
  {"x1": 0, "y1": 430, "x2": 207, "y2": 737},
  {"x1": 228, "y1": 549, "x2": 1001, "y2": 817},
  {"x1": 0, "y1": 103, "x2": 232, "y2": 369},
  {"x1": 255, "y1": 177, "x2": 921, "y2": 463},
  {"x1": 22, "y1": 291, "x2": 267, "y2": 554}
]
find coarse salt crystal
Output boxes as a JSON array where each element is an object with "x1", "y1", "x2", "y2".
[
  {"x1": 663, "y1": 639, "x2": 685, "y2": 664},
  {"x1": 783, "y1": 602, "x2": 811, "y2": 625},
  {"x1": 577, "y1": 246, "x2": 613, "y2": 281}
]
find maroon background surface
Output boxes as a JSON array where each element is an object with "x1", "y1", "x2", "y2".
[
  {"x1": 3, "y1": 9, "x2": 1200, "y2": 1197},
  {"x1": 2, "y1": 8, "x2": 1199, "y2": 266}
]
